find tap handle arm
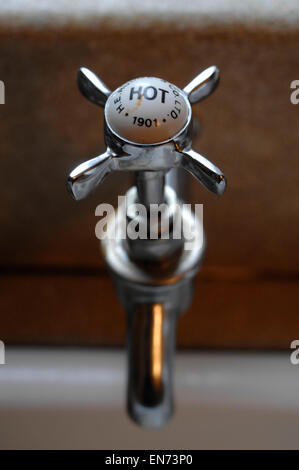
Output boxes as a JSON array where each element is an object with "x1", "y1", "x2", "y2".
[
  {"x1": 184, "y1": 65, "x2": 220, "y2": 105},
  {"x1": 77, "y1": 67, "x2": 111, "y2": 107},
  {"x1": 179, "y1": 148, "x2": 226, "y2": 195},
  {"x1": 67, "y1": 149, "x2": 114, "y2": 200}
]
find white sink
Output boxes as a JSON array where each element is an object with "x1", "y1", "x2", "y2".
[{"x1": 0, "y1": 348, "x2": 298, "y2": 449}]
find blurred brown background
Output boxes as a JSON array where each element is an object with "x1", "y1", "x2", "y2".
[{"x1": 0, "y1": 16, "x2": 299, "y2": 348}]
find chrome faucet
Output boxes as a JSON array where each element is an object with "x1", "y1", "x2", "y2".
[{"x1": 67, "y1": 66, "x2": 226, "y2": 427}]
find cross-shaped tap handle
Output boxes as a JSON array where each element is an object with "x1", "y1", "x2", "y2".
[{"x1": 68, "y1": 66, "x2": 226, "y2": 200}]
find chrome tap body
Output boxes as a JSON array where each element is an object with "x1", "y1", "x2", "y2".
[{"x1": 67, "y1": 66, "x2": 226, "y2": 427}]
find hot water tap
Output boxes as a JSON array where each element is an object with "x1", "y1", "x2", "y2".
[{"x1": 67, "y1": 65, "x2": 226, "y2": 427}]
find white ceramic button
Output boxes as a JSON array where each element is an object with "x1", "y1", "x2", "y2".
[{"x1": 105, "y1": 77, "x2": 190, "y2": 145}]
